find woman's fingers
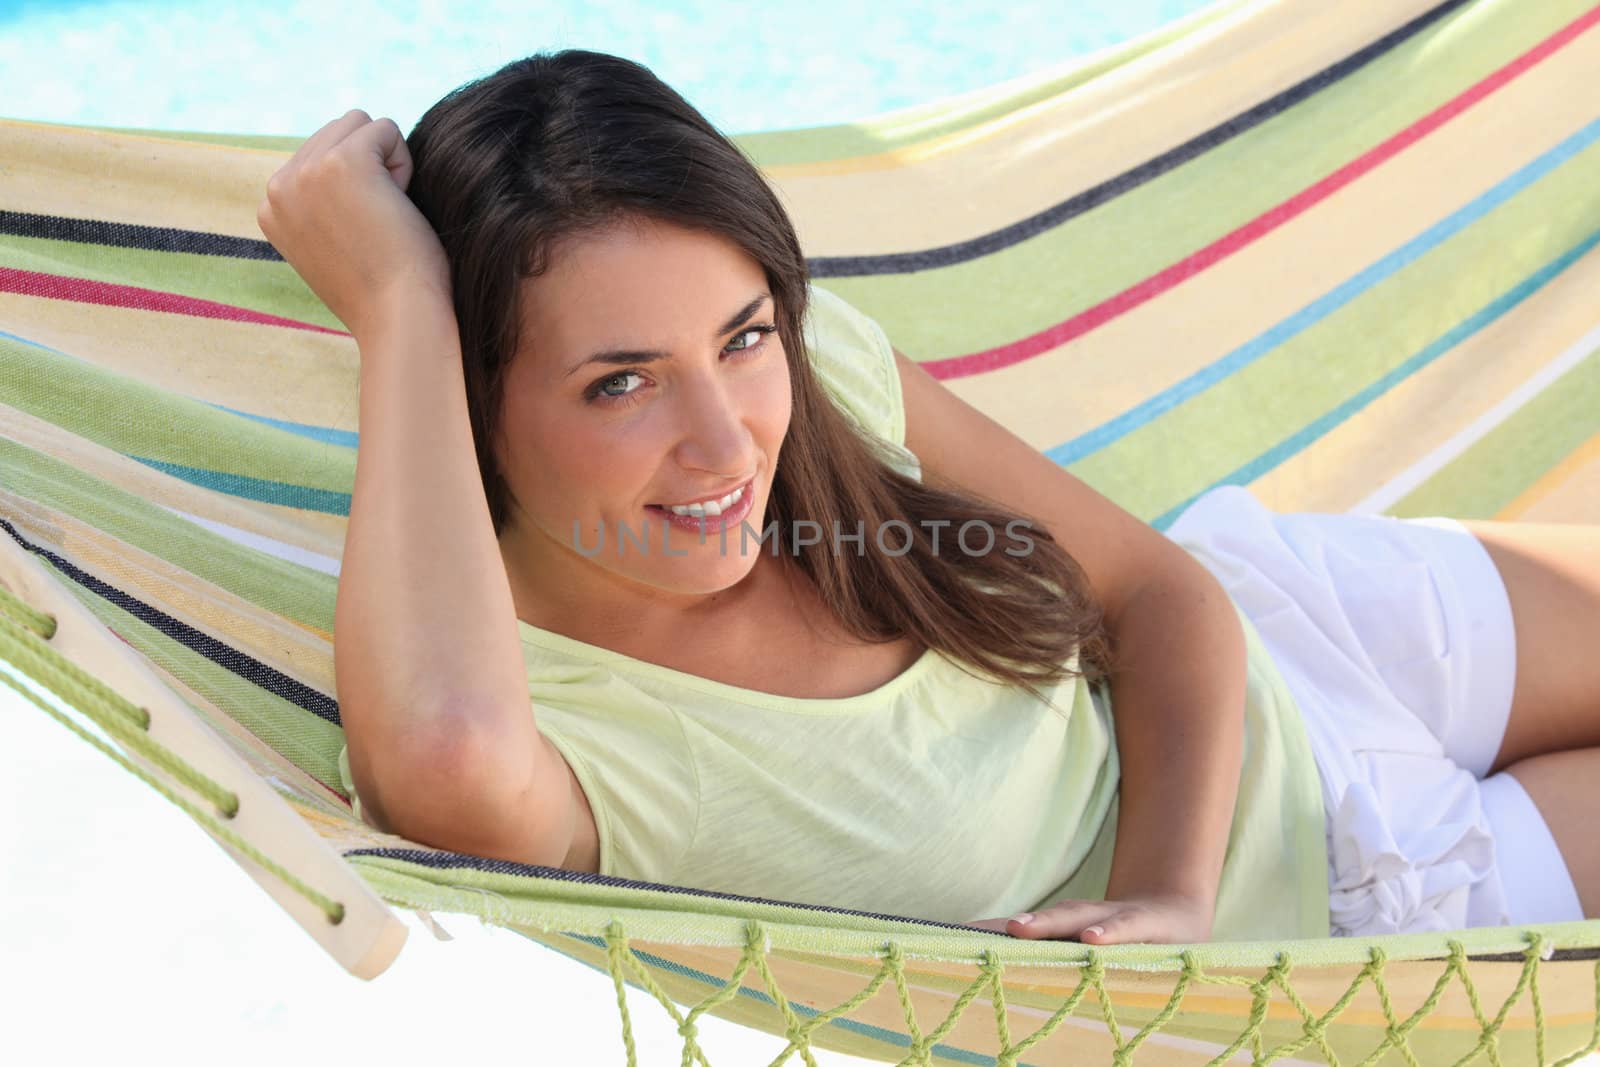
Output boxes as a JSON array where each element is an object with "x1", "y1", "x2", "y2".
[
  {"x1": 1007, "y1": 900, "x2": 1122, "y2": 940},
  {"x1": 1075, "y1": 910, "x2": 1151, "y2": 945},
  {"x1": 977, "y1": 896, "x2": 1212, "y2": 946},
  {"x1": 264, "y1": 110, "x2": 375, "y2": 216},
  {"x1": 289, "y1": 109, "x2": 373, "y2": 170},
  {"x1": 345, "y1": 116, "x2": 414, "y2": 191}
]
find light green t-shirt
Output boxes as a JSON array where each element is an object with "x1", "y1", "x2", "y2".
[{"x1": 339, "y1": 284, "x2": 1331, "y2": 940}]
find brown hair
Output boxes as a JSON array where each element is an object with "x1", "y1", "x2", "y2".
[{"x1": 405, "y1": 49, "x2": 1113, "y2": 699}]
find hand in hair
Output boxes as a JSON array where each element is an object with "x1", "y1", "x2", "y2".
[
  {"x1": 966, "y1": 889, "x2": 1215, "y2": 946},
  {"x1": 256, "y1": 109, "x2": 452, "y2": 341}
]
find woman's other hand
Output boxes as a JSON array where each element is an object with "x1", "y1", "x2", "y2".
[
  {"x1": 967, "y1": 890, "x2": 1216, "y2": 945},
  {"x1": 256, "y1": 109, "x2": 451, "y2": 341}
]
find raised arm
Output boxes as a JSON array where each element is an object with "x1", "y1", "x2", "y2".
[
  {"x1": 335, "y1": 299, "x2": 577, "y2": 867},
  {"x1": 258, "y1": 111, "x2": 577, "y2": 869},
  {"x1": 892, "y1": 348, "x2": 1245, "y2": 946}
]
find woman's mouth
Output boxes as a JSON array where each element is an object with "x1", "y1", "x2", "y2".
[{"x1": 644, "y1": 477, "x2": 757, "y2": 535}]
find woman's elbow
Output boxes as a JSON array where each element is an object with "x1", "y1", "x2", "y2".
[{"x1": 346, "y1": 698, "x2": 567, "y2": 866}]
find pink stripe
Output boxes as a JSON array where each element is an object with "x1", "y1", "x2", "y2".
[
  {"x1": 0, "y1": 268, "x2": 348, "y2": 336},
  {"x1": 925, "y1": 4, "x2": 1600, "y2": 380}
]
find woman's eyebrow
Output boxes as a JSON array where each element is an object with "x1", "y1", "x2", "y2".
[{"x1": 564, "y1": 292, "x2": 772, "y2": 378}]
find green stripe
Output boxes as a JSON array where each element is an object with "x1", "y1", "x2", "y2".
[
  {"x1": 1074, "y1": 134, "x2": 1600, "y2": 522},
  {"x1": 1392, "y1": 345, "x2": 1600, "y2": 518},
  {"x1": 348, "y1": 855, "x2": 1599, "y2": 965},
  {"x1": 0, "y1": 234, "x2": 343, "y2": 330},
  {"x1": 0, "y1": 335, "x2": 355, "y2": 495},
  {"x1": 45, "y1": 560, "x2": 345, "y2": 788},
  {"x1": 0, "y1": 435, "x2": 336, "y2": 632},
  {"x1": 829, "y1": 0, "x2": 1592, "y2": 361}
]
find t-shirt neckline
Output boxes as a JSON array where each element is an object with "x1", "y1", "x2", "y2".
[{"x1": 516, "y1": 617, "x2": 944, "y2": 713}]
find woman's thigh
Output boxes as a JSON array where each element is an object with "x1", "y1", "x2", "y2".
[
  {"x1": 1497, "y1": 747, "x2": 1600, "y2": 918},
  {"x1": 1457, "y1": 520, "x2": 1600, "y2": 774}
]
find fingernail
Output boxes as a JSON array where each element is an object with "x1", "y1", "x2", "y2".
[
  {"x1": 1010, "y1": 913, "x2": 1033, "y2": 925},
  {"x1": 1084, "y1": 925, "x2": 1104, "y2": 938}
]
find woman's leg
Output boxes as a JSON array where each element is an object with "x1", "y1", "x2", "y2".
[
  {"x1": 1495, "y1": 747, "x2": 1600, "y2": 917},
  {"x1": 1456, "y1": 520, "x2": 1600, "y2": 773}
]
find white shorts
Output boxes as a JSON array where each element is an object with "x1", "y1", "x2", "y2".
[{"x1": 1166, "y1": 485, "x2": 1585, "y2": 938}]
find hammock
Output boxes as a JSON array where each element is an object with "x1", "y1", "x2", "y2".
[{"x1": 2, "y1": 0, "x2": 1598, "y2": 1062}]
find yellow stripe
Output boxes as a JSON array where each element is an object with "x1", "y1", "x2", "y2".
[
  {"x1": 0, "y1": 120, "x2": 280, "y2": 238},
  {"x1": 1246, "y1": 249, "x2": 1600, "y2": 515},
  {"x1": 0, "y1": 292, "x2": 360, "y2": 433},
  {"x1": 1495, "y1": 429, "x2": 1600, "y2": 520},
  {"x1": 0, "y1": 486, "x2": 337, "y2": 676},
  {"x1": 0, "y1": 115, "x2": 287, "y2": 157}
]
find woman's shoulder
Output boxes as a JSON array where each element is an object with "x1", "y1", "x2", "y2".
[
  {"x1": 804, "y1": 284, "x2": 922, "y2": 481},
  {"x1": 803, "y1": 284, "x2": 904, "y2": 445}
]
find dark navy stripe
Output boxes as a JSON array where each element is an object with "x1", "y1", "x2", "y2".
[
  {"x1": 808, "y1": 0, "x2": 1473, "y2": 277},
  {"x1": 0, "y1": 516, "x2": 340, "y2": 725},
  {"x1": 0, "y1": 209, "x2": 282, "y2": 260}
]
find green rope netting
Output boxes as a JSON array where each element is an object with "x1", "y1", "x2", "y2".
[
  {"x1": 3, "y1": 579, "x2": 1597, "y2": 1066},
  {"x1": 589, "y1": 920, "x2": 1600, "y2": 1067}
]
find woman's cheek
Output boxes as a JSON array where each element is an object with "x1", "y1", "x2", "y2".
[{"x1": 760, "y1": 352, "x2": 794, "y2": 441}]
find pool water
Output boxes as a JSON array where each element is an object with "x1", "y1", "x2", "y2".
[{"x1": 1, "y1": 0, "x2": 1217, "y2": 136}]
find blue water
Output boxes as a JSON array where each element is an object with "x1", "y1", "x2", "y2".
[{"x1": 0, "y1": 0, "x2": 1215, "y2": 136}]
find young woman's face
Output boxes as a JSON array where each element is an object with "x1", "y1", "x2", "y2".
[{"x1": 495, "y1": 215, "x2": 793, "y2": 600}]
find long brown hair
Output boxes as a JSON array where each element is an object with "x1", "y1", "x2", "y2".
[{"x1": 405, "y1": 49, "x2": 1113, "y2": 699}]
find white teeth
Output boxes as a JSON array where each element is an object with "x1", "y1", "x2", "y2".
[{"x1": 666, "y1": 484, "x2": 744, "y2": 517}]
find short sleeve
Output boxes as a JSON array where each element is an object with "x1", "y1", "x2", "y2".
[{"x1": 803, "y1": 284, "x2": 922, "y2": 482}]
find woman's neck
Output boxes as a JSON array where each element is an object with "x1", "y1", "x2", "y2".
[{"x1": 499, "y1": 518, "x2": 796, "y2": 651}]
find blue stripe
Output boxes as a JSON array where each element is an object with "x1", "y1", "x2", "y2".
[
  {"x1": 1151, "y1": 223, "x2": 1600, "y2": 531},
  {"x1": 128, "y1": 455, "x2": 350, "y2": 516},
  {"x1": 201, "y1": 400, "x2": 359, "y2": 448},
  {"x1": 1047, "y1": 113, "x2": 1600, "y2": 469},
  {"x1": 0, "y1": 327, "x2": 69, "y2": 356}
]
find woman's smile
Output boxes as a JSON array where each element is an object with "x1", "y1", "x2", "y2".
[{"x1": 643, "y1": 475, "x2": 759, "y2": 536}]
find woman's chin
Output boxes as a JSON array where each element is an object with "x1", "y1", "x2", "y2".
[
  {"x1": 574, "y1": 508, "x2": 775, "y2": 595},
  {"x1": 638, "y1": 548, "x2": 765, "y2": 596}
]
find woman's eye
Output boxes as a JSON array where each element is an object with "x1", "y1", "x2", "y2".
[
  {"x1": 592, "y1": 371, "x2": 642, "y2": 401},
  {"x1": 587, "y1": 325, "x2": 774, "y2": 406},
  {"x1": 726, "y1": 324, "x2": 777, "y2": 353}
]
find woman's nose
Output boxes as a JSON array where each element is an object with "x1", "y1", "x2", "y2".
[{"x1": 673, "y1": 375, "x2": 755, "y2": 475}]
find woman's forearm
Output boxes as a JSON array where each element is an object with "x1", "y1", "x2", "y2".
[
  {"x1": 334, "y1": 295, "x2": 547, "y2": 845},
  {"x1": 1100, "y1": 551, "x2": 1246, "y2": 928}
]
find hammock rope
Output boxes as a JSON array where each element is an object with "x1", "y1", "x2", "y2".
[{"x1": 0, "y1": 580, "x2": 345, "y2": 925}]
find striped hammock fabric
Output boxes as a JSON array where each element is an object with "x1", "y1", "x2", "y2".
[{"x1": 3, "y1": 0, "x2": 1599, "y2": 1063}]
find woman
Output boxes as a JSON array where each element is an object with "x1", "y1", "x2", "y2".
[{"x1": 257, "y1": 50, "x2": 1598, "y2": 946}]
